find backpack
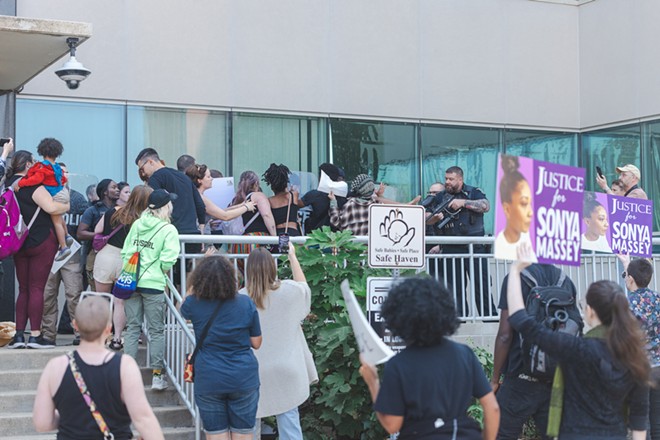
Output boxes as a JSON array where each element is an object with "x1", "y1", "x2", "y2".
[
  {"x1": 220, "y1": 211, "x2": 260, "y2": 235},
  {"x1": 0, "y1": 188, "x2": 41, "y2": 259},
  {"x1": 520, "y1": 268, "x2": 583, "y2": 380}
]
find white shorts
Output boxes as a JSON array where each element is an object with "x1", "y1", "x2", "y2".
[{"x1": 93, "y1": 244, "x2": 123, "y2": 284}]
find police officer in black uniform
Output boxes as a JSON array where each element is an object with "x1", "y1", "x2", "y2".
[{"x1": 427, "y1": 166, "x2": 494, "y2": 317}]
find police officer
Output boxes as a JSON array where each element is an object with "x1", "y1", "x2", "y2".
[{"x1": 427, "y1": 166, "x2": 494, "y2": 317}]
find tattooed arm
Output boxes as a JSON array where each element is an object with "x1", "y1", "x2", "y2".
[{"x1": 448, "y1": 198, "x2": 490, "y2": 213}]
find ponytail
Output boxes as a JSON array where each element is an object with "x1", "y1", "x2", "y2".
[{"x1": 587, "y1": 281, "x2": 650, "y2": 383}]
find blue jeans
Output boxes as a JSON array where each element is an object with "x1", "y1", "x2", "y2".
[
  {"x1": 196, "y1": 388, "x2": 259, "y2": 435},
  {"x1": 496, "y1": 375, "x2": 552, "y2": 440},
  {"x1": 275, "y1": 407, "x2": 303, "y2": 440}
]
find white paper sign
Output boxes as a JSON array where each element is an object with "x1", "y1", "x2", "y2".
[
  {"x1": 368, "y1": 204, "x2": 425, "y2": 269},
  {"x1": 317, "y1": 171, "x2": 348, "y2": 198},
  {"x1": 204, "y1": 177, "x2": 235, "y2": 209},
  {"x1": 50, "y1": 238, "x2": 82, "y2": 274},
  {"x1": 341, "y1": 280, "x2": 394, "y2": 365}
]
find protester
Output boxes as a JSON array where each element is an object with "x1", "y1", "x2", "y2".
[
  {"x1": 41, "y1": 163, "x2": 88, "y2": 347},
  {"x1": 610, "y1": 179, "x2": 625, "y2": 196},
  {"x1": 121, "y1": 189, "x2": 180, "y2": 390},
  {"x1": 507, "y1": 244, "x2": 649, "y2": 439},
  {"x1": 33, "y1": 294, "x2": 164, "y2": 439},
  {"x1": 491, "y1": 264, "x2": 579, "y2": 439},
  {"x1": 493, "y1": 155, "x2": 536, "y2": 262},
  {"x1": 242, "y1": 246, "x2": 317, "y2": 439},
  {"x1": 176, "y1": 154, "x2": 196, "y2": 172},
  {"x1": 359, "y1": 277, "x2": 499, "y2": 439},
  {"x1": 117, "y1": 181, "x2": 130, "y2": 207},
  {"x1": 94, "y1": 185, "x2": 153, "y2": 351},
  {"x1": 263, "y1": 163, "x2": 301, "y2": 237},
  {"x1": 297, "y1": 163, "x2": 347, "y2": 233},
  {"x1": 180, "y1": 254, "x2": 262, "y2": 440},
  {"x1": 227, "y1": 170, "x2": 276, "y2": 256},
  {"x1": 427, "y1": 166, "x2": 493, "y2": 317},
  {"x1": 0, "y1": 137, "x2": 15, "y2": 183},
  {"x1": 6, "y1": 150, "x2": 70, "y2": 349},
  {"x1": 620, "y1": 255, "x2": 660, "y2": 439},
  {"x1": 328, "y1": 174, "x2": 380, "y2": 236},
  {"x1": 596, "y1": 164, "x2": 647, "y2": 199},
  {"x1": 17, "y1": 138, "x2": 73, "y2": 261},
  {"x1": 77, "y1": 179, "x2": 119, "y2": 291}
]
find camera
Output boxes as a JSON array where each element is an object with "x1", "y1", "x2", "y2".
[
  {"x1": 55, "y1": 57, "x2": 91, "y2": 90},
  {"x1": 278, "y1": 234, "x2": 290, "y2": 253}
]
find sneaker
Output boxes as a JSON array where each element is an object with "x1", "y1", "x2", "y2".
[
  {"x1": 7, "y1": 333, "x2": 25, "y2": 349},
  {"x1": 73, "y1": 334, "x2": 81, "y2": 346},
  {"x1": 27, "y1": 335, "x2": 55, "y2": 349},
  {"x1": 108, "y1": 338, "x2": 123, "y2": 351},
  {"x1": 151, "y1": 374, "x2": 168, "y2": 391},
  {"x1": 65, "y1": 235, "x2": 75, "y2": 247},
  {"x1": 55, "y1": 247, "x2": 72, "y2": 262}
]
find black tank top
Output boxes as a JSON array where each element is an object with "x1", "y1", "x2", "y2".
[
  {"x1": 13, "y1": 180, "x2": 55, "y2": 248},
  {"x1": 53, "y1": 351, "x2": 132, "y2": 440}
]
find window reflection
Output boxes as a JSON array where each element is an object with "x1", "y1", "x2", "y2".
[
  {"x1": 505, "y1": 130, "x2": 577, "y2": 166},
  {"x1": 581, "y1": 125, "x2": 640, "y2": 193}
]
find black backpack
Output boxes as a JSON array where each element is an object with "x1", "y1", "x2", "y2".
[{"x1": 520, "y1": 268, "x2": 583, "y2": 380}]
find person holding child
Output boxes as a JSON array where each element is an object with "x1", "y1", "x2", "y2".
[{"x1": 16, "y1": 138, "x2": 72, "y2": 261}]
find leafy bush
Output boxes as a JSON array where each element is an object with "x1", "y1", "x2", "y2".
[{"x1": 278, "y1": 227, "x2": 394, "y2": 439}]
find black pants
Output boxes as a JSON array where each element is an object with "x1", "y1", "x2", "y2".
[
  {"x1": 440, "y1": 245, "x2": 494, "y2": 318},
  {"x1": 649, "y1": 367, "x2": 660, "y2": 440},
  {"x1": 497, "y1": 375, "x2": 552, "y2": 440},
  {"x1": 173, "y1": 242, "x2": 202, "y2": 289}
]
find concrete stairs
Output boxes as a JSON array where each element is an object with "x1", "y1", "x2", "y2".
[{"x1": 0, "y1": 337, "x2": 196, "y2": 439}]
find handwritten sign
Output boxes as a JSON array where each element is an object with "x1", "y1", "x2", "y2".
[{"x1": 341, "y1": 280, "x2": 394, "y2": 365}]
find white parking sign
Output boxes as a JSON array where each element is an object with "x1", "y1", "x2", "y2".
[{"x1": 368, "y1": 204, "x2": 425, "y2": 269}]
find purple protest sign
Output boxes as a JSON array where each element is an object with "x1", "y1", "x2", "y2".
[
  {"x1": 494, "y1": 155, "x2": 536, "y2": 262},
  {"x1": 581, "y1": 191, "x2": 613, "y2": 253},
  {"x1": 494, "y1": 155, "x2": 585, "y2": 265},
  {"x1": 533, "y1": 160, "x2": 585, "y2": 265},
  {"x1": 608, "y1": 195, "x2": 653, "y2": 257}
]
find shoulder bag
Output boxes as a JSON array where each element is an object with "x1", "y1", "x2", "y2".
[
  {"x1": 184, "y1": 300, "x2": 223, "y2": 383},
  {"x1": 92, "y1": 224, "x2": 123, "y2": 252}
]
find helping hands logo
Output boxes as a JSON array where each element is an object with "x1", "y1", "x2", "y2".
[{"x1": 379, "y1": 209, "x2": 415, "y2": 246}]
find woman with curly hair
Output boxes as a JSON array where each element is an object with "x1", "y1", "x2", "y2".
[
  {"x1": 359, "y1": 277, "x2": 500, "y2": 439},
  {"x1": 180, "y1": 254, "x2": 262, "y2": 440},
  {"x1": 262, "y1": 163, "x2": 301, "y2": 237},
  {"x1": 93, "y1": 185, "x2": 152, "y2": 350},
  {"x1": 508, "y1": 244, "x2": 649, "y2": 439},
  {"x1": 227, "y1": 170, "x2": 276, "y2": 257}
]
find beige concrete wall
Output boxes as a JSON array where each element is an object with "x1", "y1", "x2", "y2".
[{"x1": 18, "y1": 0, "x2": 580, "y2": 129}]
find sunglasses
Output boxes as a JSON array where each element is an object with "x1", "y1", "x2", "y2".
[{"x1": 79, "y1": 291, "x2": 114, "y2": 323}]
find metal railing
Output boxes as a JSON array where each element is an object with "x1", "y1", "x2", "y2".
[{"x1": 162, "y1": 234, "x2": 660, "y2": 437}]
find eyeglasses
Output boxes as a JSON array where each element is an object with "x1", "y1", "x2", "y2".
[
  {"x1": 79, "y1": 291, "x2": 114, "y2": 324},
  {"x1": 138, "y1": 159, "x2": 150, "y2": 175},
  {"x1": 427, "y1": 191, "x2": 439, "y2": 196}
]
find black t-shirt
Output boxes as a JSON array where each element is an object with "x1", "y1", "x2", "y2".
[
  {"x1": 101, "y1": 207, "x2": 130, "y2": 248},
  {"x1": 11, "y1": 178, "x2": 55, "y2": 249},
  {"x1": 301, "y1": 190, "x2": 347, "y2": 232},
  {"x1": 498, "y1": 264, "x2": 577, "y2": 376},
  {"x1": 374, "y1": 339, "x2": 491, "y2": 438},
  {"x1": 148, "y1": 167, "x2": 206, "y2": 234}
]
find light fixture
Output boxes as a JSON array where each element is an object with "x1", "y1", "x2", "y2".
[{"x1": 55, "y1": 37, "x2": 91, "y2": 90}]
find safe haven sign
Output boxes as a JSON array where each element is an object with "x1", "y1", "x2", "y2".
[{"x1": 368, "y1": 205, "x2": 425, "y2": 269}]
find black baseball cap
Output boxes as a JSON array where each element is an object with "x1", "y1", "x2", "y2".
[{"x1": 148, "y1": 189, "x2": 177, "y2": 209}]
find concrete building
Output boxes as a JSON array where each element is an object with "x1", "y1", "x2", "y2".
[{"x1": 4, "y1": 0, "x2": 660, "y2": 234}]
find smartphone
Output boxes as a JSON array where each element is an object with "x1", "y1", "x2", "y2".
[
  {"x1": 596, "y1": 166, "x2": 604, "y2": 178},
  {"x1": 0, "y1": 138, "x2": 9, "y2": 147},
  {"x1": 278, "y1": 233, "x2": 290, "y2": 253}
]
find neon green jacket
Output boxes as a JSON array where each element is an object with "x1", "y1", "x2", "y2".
[{"x1": 121, "y1": 211, "x2": 180, "y2": 292}]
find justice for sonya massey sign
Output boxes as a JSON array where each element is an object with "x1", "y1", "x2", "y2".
[
  {"x1": 608, "y1": 196, "x2": 653, "y2": 257},
  {"x1": 495, "y1": 155, "x2": 585, "y2": 266}
]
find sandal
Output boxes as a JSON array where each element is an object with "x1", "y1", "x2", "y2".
[{"x1": 108, "y1": 339, "x2": 124, "y2": 351}]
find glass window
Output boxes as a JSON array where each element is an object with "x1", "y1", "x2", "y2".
[
  {"x1": 505, "y1": 130, "x2": 578, "y2": 165},
  {"x1": 581, "y1": 124, "x2": 640, "y2": 193},
  {"x1": 420, "y1": 125, "x2": 501, "y2": 234},
  {"x1": 330, "y1": 119, "x2": 417, "y2": 202},
  {"x1": 233, "y1": 113, "x2": 327, "y2": 195},
  {"x1": 16, "y1": 98, "x2": 125, "y2": 195},
  {"x1": 126, "y1": 106, "x2": 227, "y2": 187},
  {"x1": 644, "y1": 121, "x2": 660, "y2": 231}
]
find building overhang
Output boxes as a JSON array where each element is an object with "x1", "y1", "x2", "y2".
[{"x1": 0, "y1": 15, "x2": 92, "y2": 92}]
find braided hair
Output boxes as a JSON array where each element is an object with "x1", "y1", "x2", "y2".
[{"x1": 262, "y1": 163, "x2": 290, "y2": 193}]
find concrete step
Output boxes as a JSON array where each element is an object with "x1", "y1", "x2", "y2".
[
  {"x1": 0, "y1": 386, "x2": 182, "y2": 413},
  {"x1": 0, "y1": 406, "x2": 193, "y2": 437},
  {"x1": 5, "y1": 426, "x2": 196, "y2": 440},
  {"x1": 0, "y1": 344, "x2": 147, "y2": 370}
]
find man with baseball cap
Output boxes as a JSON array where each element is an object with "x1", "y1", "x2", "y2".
[{"x1": 596, "y1": 163, "x2": 647, "y2": 199}]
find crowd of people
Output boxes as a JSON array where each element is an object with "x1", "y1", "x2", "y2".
[{"x1": 1, "y1": 135, "x2": 656, "y2": 438}]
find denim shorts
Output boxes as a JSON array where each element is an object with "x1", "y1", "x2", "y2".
[{"x1": 195, "y1": 388, "x2": 259, "y2": 434}]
